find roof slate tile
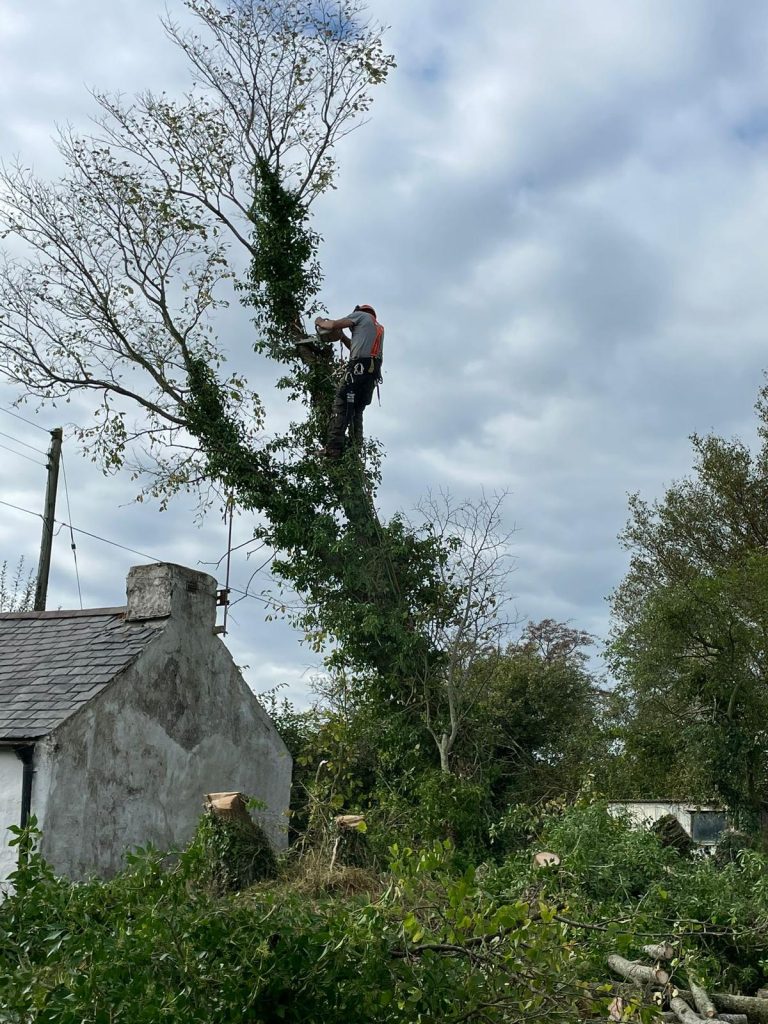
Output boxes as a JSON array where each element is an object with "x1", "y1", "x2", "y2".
[{"x1": 0, "y1": 610, "x2": 162, "y2": 739}]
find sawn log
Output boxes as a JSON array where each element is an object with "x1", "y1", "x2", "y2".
[
  {"x1": 670, "y1": 995, "x2": 703, "y2": 1024},
  {"x1": 607, "y1": 954, "x2": 670, "y2": 987},
  {"x1": 675, "y1": 989, "x2": 768, "y2": 1023}
]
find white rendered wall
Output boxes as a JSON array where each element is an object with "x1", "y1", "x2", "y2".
[
  {"x1": 36, "y1": 584, "x2": 292, "y2": 879},
  {"x1": 608, "y1": 801, "x2": 693, "y2": 833},
  {"x1": 0, "y1": 749, "x2": 21, "y2": 879}
]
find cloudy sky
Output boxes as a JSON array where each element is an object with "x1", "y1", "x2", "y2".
[{"x1": 1, "y1": 0, "x2": 768, "y2": 701}]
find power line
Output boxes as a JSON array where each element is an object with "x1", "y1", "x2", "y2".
[
  {"x1": 0, "y1": 405, "x2": 51, "y2": 434},
  {"x1": 0, "y1": 497, "x2": 162, "y2": 562},
  {"x1": 0, "y1": 497, "x2": 42, "y2": 519},
  {"x1": 0, "y1": 441, "x2": 47, "y2": 468},
  {"x1": 0, "y1": 496, "x2": 276, "y2": 608},
  {"x1": 0, "y1": 430, "x2": 46, "y2": 456},
  {"x1": 59, "y1": 453, "x2": 83, "y2": 610}
]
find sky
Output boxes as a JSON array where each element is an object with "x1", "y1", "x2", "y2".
[{"x1": 1, "y1": 0, "x2": 768, "y2": 703}]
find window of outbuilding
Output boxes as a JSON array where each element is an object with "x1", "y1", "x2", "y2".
[{"x1": 689, "y1": 810, "x2": 727, "y2": 845}]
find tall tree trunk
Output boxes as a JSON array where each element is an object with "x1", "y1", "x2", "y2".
[{"x1": 438, "y1": 734, "x2": 452, "y2": 774}]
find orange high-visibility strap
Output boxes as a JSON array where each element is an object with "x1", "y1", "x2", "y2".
[{"x1": 371, "y1": 321, "x2": 384, "y2": 359}]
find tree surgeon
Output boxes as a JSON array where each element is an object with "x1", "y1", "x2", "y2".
[{"x1": 316, "y1": 304, "x2": 384, "y2": 458}]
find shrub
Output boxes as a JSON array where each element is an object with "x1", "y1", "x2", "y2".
[
  {"x1": 0, "y1": 822, "x2": 587, "y2": 1023},
  {"x1": 714, "y1": 828, "x2": 753, "y2": 868},
  {"x1": 370, "y1": 770, "x2": 493, "y2": 867}
]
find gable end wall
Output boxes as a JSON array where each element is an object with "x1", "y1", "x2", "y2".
[{"x1": 35, "y1": 621, "x2": 291, "y2": 879}]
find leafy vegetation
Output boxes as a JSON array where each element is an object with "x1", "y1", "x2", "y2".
[
  {"x1": 0, "y1": 820, "x2": 587, "y2": 1024},
  {"x1": 3, "y1": 801, "x2": 768, "y2": 1022},
  {"x1": 606, "y1": 380, "x2": 768, "y2": 820},
  {"x1": 3, "y1": 0, "x2": 768, "y2": 1017}
]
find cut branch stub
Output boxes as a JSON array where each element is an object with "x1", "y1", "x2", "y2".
[
  {"x1": 532, "y1": 850, "x2": 561, "y2": 869},
  {"x1": 608, "y1": 954, "x2": 670, "y2": 988},
  {"x1": 334, "y1": 814, "x2": 366, "y2": 831},
  {"x1": 608, "y1": 996, "x2": 626, "y2": 1021},
  {"x1": 643, "y1": 942, "x2": 675, "y2": 961}
]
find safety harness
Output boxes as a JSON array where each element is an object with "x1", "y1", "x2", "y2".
[{"x1": 340, "y1": 318, "x2": 384, "y2": 428}]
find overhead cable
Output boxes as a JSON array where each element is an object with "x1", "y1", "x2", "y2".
[
  {"x1": 0, "y1": 497, "x2": 275, "y2": 608},
  {"x1": 59, "y1": 453, "x2": 83, "y2": 610},
  {"x1": 0, "y1": 405, "x2": 50, "y2": 433},
  {"x1": 0, "y1": 429, "x2": 46, "y2": 456},
  {"x1": 0, "y1": 441, "x2": 47, "y2": 468}
]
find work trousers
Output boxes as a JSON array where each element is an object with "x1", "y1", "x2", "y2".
[{"x1": 326, "y1": 357, "x2": 381, "y2": 453}]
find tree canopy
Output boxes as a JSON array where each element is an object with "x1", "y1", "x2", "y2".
[{"x1": 607, "y1": 381, "x2": 768, "y2": 818}]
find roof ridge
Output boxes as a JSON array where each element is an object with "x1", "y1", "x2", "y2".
[{"x1": 0, "y1": 606, "x2": 127, "y2": 621}]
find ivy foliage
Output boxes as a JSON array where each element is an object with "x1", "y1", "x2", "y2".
[
  {"x1": 246, "y1": 157, "x2": 322, "y2": 356},
  {"x1": 0, "y1": 0, "x2": 462, "y2": 739},
  {"x1": 191, "y1": 808, "x2": 278, "y2": 892}
]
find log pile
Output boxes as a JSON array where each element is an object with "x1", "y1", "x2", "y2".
[{"x1": 605, "y1": 943, "x2": 768, "y2": 1023}]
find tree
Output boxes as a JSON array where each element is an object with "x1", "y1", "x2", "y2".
[
  {"x1": 408, "y1": 491, "x2": 517, "y2": 773},
  {"x1": 0, "y1": 1, "x2": 452, "y2": 688},
  {"x1": 0, "y1": 558, "x2": 35, "y2": 612},
  {"x1": 467, "y1": 619, "x2": 600, "y2": 804},
  {"x1": 0, "y1": 0, "x2": 391, "y2": 478},
  {"x1": 608, "y1": 380, "x2": 768, "y2": 819}
]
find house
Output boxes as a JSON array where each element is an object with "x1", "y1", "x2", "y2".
[
  {"x1": 607, "y1": 800, "x2": 727, "y2": 848},
  {"x1": 0, "y1": 562, "x2": 292, "y2": 880}
]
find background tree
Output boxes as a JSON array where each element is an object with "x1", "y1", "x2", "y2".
[
  {"x1": 607, "y1": 380, "x2": 768, "y2": 820},
  {"x1": 473, "y1": 619, "x2": 601, "y2": 806},
  {"x1": 0, "y1": 558, "x2": 34, "y2": 613},
  {"x1": 270, "y1": 615, "x2": 601, "y2": 862},
  {"x1": 409, "y1": 491, "x2": 517, "y2": 774}
]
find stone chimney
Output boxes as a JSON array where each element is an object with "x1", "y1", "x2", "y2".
[{"x1": 125, "y1": 563, "x2": 217, "y2": 631}]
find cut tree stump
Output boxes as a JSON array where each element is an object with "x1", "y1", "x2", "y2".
[{"x1": 205, "y1": 791, "x2": 250, "y2": 823}]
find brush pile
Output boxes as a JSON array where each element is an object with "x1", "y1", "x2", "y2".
[{"x1": 607, "y1": 944, "x2": 768, "y2": 1023}]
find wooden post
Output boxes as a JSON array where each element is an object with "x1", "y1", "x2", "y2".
[{"x1": 33, "y1": 427, "x2": 62, "y2": 612}]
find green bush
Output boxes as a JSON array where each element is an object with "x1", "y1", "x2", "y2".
[
  {"x1": 0, "y1": 821, "x2": 588, "y2": 1023},
  {"x1": 714, "y1": 828, "x2": 754, "y2": 867},
  {"x1": 535, "y1": 800, "x2": 678, "y2": 902},
  {"x1": 5, "y1": 803, "x2": 768, "y2": 1019},
  {"x1": 487, "y1": 801, "x2": 768, "y2": 993},
  {"x1": 370, "y1": 770, "x2": 493, "y2": 867}
]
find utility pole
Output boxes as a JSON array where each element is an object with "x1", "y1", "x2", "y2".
[{"x1": 34, "y1": 427, "x2": 63, "y2": 612}]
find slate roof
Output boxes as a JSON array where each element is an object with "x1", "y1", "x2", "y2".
[{"x1": 0, "y1": 608, "x2": 162, "y2": 740}]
